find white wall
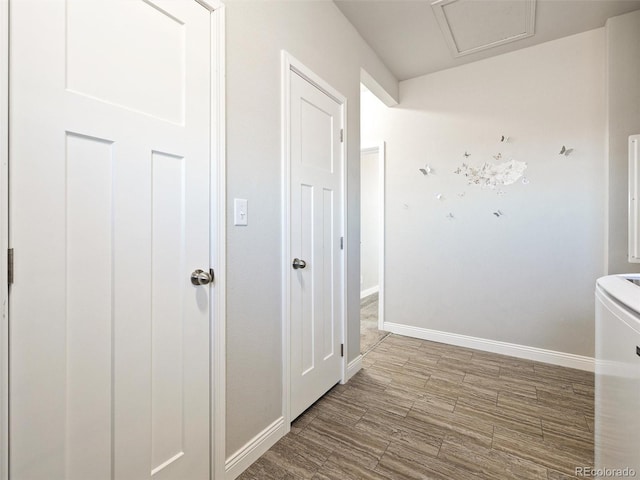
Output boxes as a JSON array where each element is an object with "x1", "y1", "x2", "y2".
[
  {"x1": 225, "y1": 0, "x2": 397, "y2": 459},
  {"x1": 362, "y1": 29, "x2": 606, "y2": 358},
  {"x1": 606, "y1": 10, "x2": 640, "y2": 274},
  {"x1": 360, "y1": 150, "x2": 379, "y2": 295},
  {"x1": 362, "y1": 88, "x2": 387, "y2": 148}
]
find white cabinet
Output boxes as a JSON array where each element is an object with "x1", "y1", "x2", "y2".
[
  {"x1": 629, "y1": 135, "x2": 640, "y2": 262},
  {"x1": 595, "y1": 277, "x2": 640, "y2": 476}
]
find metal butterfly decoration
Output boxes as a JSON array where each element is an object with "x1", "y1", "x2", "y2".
[
  {"x1": 419, "y1": 164, "x2": 433, "y2": 176},
  {"x1": 559, "y1": 146, "x2": 574, "y2": 156}
]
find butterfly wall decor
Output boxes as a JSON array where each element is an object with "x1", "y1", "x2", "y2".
[
  {"x1": 419, "y1": 164, "x2": 433, "y2": 176},
  {"x1": 559, "y1": 146, "x2": 574, "y2": 156}
]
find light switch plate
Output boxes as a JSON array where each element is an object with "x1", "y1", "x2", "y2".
[{"x1": 234, "y1": 198, "x2": 248, "y2": 226}]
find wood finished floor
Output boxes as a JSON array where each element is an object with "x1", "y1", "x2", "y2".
[
  {"x1": 360, "y1": 293, "x2": 390, "y2": 354},
  {"x1": 238, "y1": 334, "x2": 594, "y2": 480}
]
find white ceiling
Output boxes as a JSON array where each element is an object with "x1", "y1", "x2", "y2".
[{"x1": 335, "y1": 0, "x2": 640, "y2": 81}]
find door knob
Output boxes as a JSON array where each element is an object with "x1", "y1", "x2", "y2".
[
  {"x1": 292, "y1": 258, "x2": 307, "y2": 270},
  {"x1": 191, "y1": 269, "x2": 213, "y2": 285}
]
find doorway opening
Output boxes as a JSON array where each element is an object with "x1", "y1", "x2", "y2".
[{"x1": 360, "y1": 83, "x2": 389, "y2": 355}]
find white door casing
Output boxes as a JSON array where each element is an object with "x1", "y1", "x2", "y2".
[
  {"x1": 10, "y1": 1, "x2": 212, "y2": 479},
  {"x1": 208, "y1": 5, "x2": 227, "y2": 480},
  {"x1": 0, "y1": 2, "x2": 8, "y2": 479},
  {"x1": 286, "y1": 61, "x2": 345, "y2": 421}
]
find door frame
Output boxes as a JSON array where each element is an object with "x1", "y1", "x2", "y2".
[
  {"x1": 0, "y1": 1, "x2": 226, "y2": 479},
  {"x1": 360, "y1": 142, "x2": 386, "y2": 331},
  {"x1": 206, "y1": 2, "x2": 226, "y2": 479},
  {"x1": 0, "y1": 1, "x2": 8, "y2": 479},
  {"x1": 281, "y1": 51, "x2": 348, "y2": 429}
]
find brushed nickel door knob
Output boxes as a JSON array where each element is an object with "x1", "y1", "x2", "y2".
[
  {"x1": 292, "y1": 258, "x2": 307, "y2": 270},
  {"x1": 191, "y1": 269, "x2": 213, "y2": 285}
]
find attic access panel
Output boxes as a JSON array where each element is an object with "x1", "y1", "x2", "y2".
[{"x1": 431, "y1": 0, "x2": 536, "y2": 57}]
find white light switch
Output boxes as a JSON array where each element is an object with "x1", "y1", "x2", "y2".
[{"x1": 234, "y1": 198, "x2": 248, "y2": 226}]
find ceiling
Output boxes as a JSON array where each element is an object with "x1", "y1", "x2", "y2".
[{"x1": 335, "y1": 0, "x2": 640, "y2": 81}]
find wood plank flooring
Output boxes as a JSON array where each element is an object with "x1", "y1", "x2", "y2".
[
  {"x1": 238, "y1": 334, "x2": 594, "y2": 480},
  {"x1": 361, "y1": 293, "x2": 390, "y2": 354}
]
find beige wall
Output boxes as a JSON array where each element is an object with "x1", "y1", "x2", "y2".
[
  {"x1": 224, "y1": 0, "x2": 397, "y2": 458},
  {"x1": 606, "y1": 10, "x2": 640, "y2": 274},
  {"x1": 362, "y1": 29, "x2": 606, "y2": 358}
]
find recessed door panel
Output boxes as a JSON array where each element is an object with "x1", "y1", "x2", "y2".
[
  {"x1": 65, "y1": 132, "x2": 114, "y2": 480},
  {"x1": 151, "y1": 151, "x2": 186, "y2": 475},
  {"x1": 300, "y1": 100, "x2": 334, "y2": 173},
  {"x1": 66, "y1": 0, "x2": 186, "y2": 124},
  {"x1": 300, "y1": 183, "x2": 315, "y2": 375},
  {"x1": 321, "y1": 188, "x2": 335, "y2": 361}
]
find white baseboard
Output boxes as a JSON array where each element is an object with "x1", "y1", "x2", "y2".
[
  {"x1": 342, "y1": 354, "x2": 362, "y2": 384},
  {"x1": 360, "y1": 286, "x2": 379, "y2": 299},
  {"x1": 383, "y1": 322, "x2": 595, "y2": 372},
  {"x1": 225, "y1": 416, "x2": 285, "y2": 479}
]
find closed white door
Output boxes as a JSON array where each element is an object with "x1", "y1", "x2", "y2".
[
  {"x1": 9, "y1": 1, "x2": 211, "y2": 479},
  {"x1": 289, "y1": 71, "x2": 344, "y2": 420}
]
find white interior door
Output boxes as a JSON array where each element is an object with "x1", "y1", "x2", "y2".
[
  {"x1": 9, "y1": 1, "x2": 212, "y2": 479},
  {"x1": 290, "y1": 70, "x2": 344, "y2": 420}
]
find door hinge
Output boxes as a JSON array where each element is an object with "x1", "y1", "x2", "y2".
[
  {"x1": 7, "y1": 248, "x2": 13, "y2": 286},
  {"x1": 340, "y1": 343, "x2": 344, "y2": 357},
  {"x1": 340, "y1": 129, "x2": 344, "y2": 143},
  {"x1": 340, "y1": 237, "x2": 344, "y2": 250}
]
